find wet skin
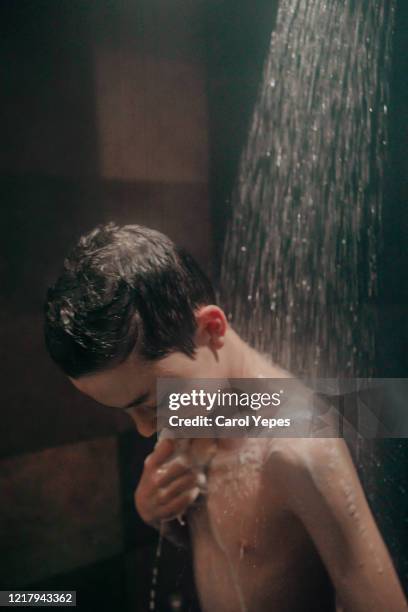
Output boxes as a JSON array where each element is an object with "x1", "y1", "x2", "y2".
[
  {"x1": 152, "y1": 431, "x2": 407, "y2": 612},
  {"x1": 188, "y1": 437, "x2": 335, "y2": 612},
  {"x1": 71, "y1": 307, "x2": 407, "y2": 612}
]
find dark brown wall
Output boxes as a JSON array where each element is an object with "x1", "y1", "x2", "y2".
[{"x1": 0, "y1": 1, "x2": 207, "y2": 608}]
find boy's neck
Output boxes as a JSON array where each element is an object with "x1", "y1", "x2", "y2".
[
  {"x1": 197, "y1": 328, "x2": 293, "y2": 453},
  {"x1": 222, "y1": 328, "x2": 289, "y2": 379}
]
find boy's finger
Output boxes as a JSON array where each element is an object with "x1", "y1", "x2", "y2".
[
  {"x1": 158, "y1": 488, "x2": 200, "y2": 520},
  {"x1": 155, "y1": 460, "x2": 191, "y2": 487},
  {"x1": 145, "y1": 438, "x2": 175, "y2": 468},
  {"x1": 158, "y1": 473, "x2": 198, "y2": 505}
]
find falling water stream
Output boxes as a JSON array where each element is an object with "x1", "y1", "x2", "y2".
[{"x1": 220, "y1": 0, "x2": 395, "y2": 380}]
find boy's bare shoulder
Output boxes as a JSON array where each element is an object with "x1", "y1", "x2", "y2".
[
  {"x1": 265, "y1": 436, "x2": 349, "y2": 465},
  {"x1": 262, "y1": 437, "x2": 353, "y2": 502}
]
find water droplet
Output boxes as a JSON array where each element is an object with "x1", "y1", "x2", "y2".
[
  {"x1": 383, "y1": 105, "x2": 388, "y2": 114},
  {"x1": 240, "y1": 246, "x2": 247, "y2": 252},
  {"x1": 269, "y1": 79, "x2": 276, "y2": 88},
  {"x1": 247, "y1": 295, "x2": 252, "y2": 301}
]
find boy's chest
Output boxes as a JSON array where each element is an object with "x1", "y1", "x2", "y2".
[
  {"x1": 187, "y1": 443, "x2": 334, "y2": 612},
  {"x1": 189, "y1": 443, "x2": 290, "y2": 560}
]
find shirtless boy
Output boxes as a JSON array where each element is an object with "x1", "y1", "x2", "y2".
[{"x1": 44, "y1": 223, "x2": 407, "y2": 612}]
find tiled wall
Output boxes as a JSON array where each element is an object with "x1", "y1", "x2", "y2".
[{"x1": 0, "y1": 2, "x2": 207, "y2": 609}]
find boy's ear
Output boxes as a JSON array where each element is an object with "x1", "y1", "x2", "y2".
[{"x1": 194, "y1": 305, "x2": 227, "y2": 350}]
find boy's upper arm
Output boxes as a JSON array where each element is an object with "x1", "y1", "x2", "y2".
[{"x1": 268, "y1": 438, "x2": 407, "y2": 612}]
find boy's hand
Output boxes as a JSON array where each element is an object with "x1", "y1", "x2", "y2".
[{"x1": 134, "y1": 439, "x2": 200, "y2": 526}]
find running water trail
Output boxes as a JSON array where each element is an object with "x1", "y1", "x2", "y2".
[
  {"x1": 210, "y1": 516, "x2": 248, "y2": 612},
  {"x1": 149, "y1": 524, "x2": 164, "y2": 612},
  {"x1": 220, "y1": 0, "x2": 395, "y2": 380}
]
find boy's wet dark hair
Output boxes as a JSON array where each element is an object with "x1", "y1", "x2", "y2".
[{"x1": 44, "y1": 223, "x2": 215, "y2": 378}]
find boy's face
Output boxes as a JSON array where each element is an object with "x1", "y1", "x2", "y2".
[{"x1": 70, "y1": 307, "x2": 227, "y2": 437}]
